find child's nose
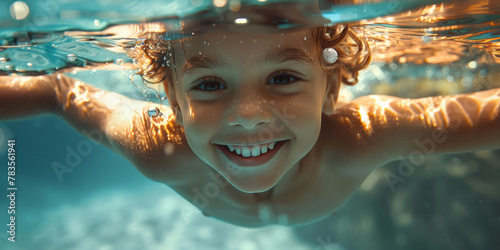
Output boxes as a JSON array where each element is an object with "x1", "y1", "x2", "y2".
[{"x1": 226, "y1": 96, "x2": 273, "y2": 130}]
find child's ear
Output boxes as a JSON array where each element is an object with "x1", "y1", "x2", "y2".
[
  {"x1": 322, "y1": 75, "x2": 340, "y2": 116},
  {"x1": 164, "y1": 80, "x2": 183, "y2": 126}
]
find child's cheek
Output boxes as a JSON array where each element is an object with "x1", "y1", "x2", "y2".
[{"x1": 183, "y1": 103, "x2": 223, "y2": 134}]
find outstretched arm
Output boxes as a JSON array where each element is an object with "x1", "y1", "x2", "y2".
[
  {"x1": 334, "y1": 88, "x2": 500, "y2": 161},
  {"x1": 0, "y1": 74, "x2": 58, "y2": 118},
  {"x1": 0, "y1": 74, "x2": 185, "y2": 179}
]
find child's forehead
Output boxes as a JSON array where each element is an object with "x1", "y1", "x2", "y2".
[{"x1": 178, "y1": 30, "x2": 315, "y2": 53}]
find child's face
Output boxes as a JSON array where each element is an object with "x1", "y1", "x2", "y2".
[{"x1": 167, "y1": 30, "x2": 337, "y2": 193}]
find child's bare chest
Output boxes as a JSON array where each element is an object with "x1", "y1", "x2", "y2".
[{"x1": 160, "y1": 147, "x2": 371, "y2": 227}]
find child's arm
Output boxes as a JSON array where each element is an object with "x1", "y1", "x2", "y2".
[
  {"x1": 0, "y1": 74, "x2": 185, "y2": 180},
  {"x1": 334, "y1": 88, "x2": 500, "y2": 161},
  {"x1": 0, "y1": 74, "x2": 58, "y2": 118}
]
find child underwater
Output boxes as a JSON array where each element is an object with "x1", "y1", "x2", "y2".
[{"x1": 1, "y1": 24, "x2": 500, "y2": 227}]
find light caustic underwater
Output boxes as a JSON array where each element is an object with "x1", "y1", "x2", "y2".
[{"x1": 1, "y1": 0, "x2": 500, "y2": 249}]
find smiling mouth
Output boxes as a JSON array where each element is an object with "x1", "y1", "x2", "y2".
[{"x1": 215, "y1": 140, "x2": 288, "y2": 167}]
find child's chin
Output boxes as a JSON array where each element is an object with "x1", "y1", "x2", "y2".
[
  {"x1": 228, "y1": 176, "x2": 280, "y2": 194},
  {"x1": 235, "y1": 185, "x2": 274, "y2": 194}
]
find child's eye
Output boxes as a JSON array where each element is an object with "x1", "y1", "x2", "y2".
[
  {"x1": 268, "y1": 71, "x2": 303, "y2": 85},
  {"x1": 192, "y1": 77, "x2": 226, "y2": 91}
]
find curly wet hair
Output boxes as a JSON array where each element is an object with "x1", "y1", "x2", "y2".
[{"x1": 133, "y1": 24, "x2": 372, "y2": 86}]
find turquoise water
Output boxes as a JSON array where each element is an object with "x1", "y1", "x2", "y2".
[{"x1": 1, "y1": 0, "x2": 500, "y2": 249}]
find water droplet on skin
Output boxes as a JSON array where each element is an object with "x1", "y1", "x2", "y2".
[
  {"x1": 114, "y1": 59, "x2": 124, "y2": 65},
  {"x1": 66, "y1": 54, "x2": 76, "y2": 61},
  {"x1": 164, "y1": 143, "x2": 175, "y2": 155},
  {"x1": 148, "y1": 107, "x2": 160, "y2": 118}
]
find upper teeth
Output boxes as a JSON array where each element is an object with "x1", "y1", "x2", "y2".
[{"x1": 226, "y1": 142, "x2": 277, "y2": 157}]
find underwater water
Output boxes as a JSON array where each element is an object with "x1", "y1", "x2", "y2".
[{"x1": 1, "y1": 0, "x2": 500, "y2": 249}]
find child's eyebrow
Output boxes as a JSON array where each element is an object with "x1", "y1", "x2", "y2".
[
  {"x1": 182, "y1": 47, "x2": 313, "y2": 73},
  {"x1": 263, "y1": 47, "x2": 313, "y2": 65}
]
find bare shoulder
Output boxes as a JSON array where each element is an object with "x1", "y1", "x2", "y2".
[{"x1": 319, "y1": 95, "x2": 413, "y2": 169}]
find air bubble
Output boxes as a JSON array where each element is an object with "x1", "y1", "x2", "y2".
[
  {"x1": 461, "y1": 77, "x2": 473, "y2": 88},
  {"x1": 421, "y1": 36, "x2": 432, "y2": 43},
  {"x1": 257, "y1": 203, "x2": 273, "y2": 222},
  {"x1": 9, "y1": 1, "x2": 29, "y2": 20},
  {"x1": 468, "y1": 61, "x2": 477, "y2": 69},
  {"x1": 0, "y1": 57, "x2": 6, "y2": 63},
  {"x1": 479, "y1": 68, "x2": 487, "y2": 78},
  {"x1": 27, "y1": 62, "x2": 32, "y2": 67},
  {"x1": 234, "y1": 18, "x2": 248, "y2": 25},
  {"x1": 114, "y1": 59, "x2": 124, "y2": 65},
  {"x1": 66, "y1": 54, "x2": 76, "y2": 61}
]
